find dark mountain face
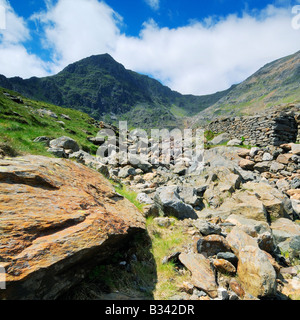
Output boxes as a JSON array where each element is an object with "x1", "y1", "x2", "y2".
[{"x1": 0, "y1": 54, "x2": 231, "y2": 130}]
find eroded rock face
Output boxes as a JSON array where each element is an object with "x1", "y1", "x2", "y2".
[
  {"x1": 0, "y1": 156, "x2": 145, "y2": 300},
  {"x1": 226, "y1": 227, "x2": 277, "y2": 298},
  {"x1": 237, "y1": 246, "x2": 277, "y2": 298}
]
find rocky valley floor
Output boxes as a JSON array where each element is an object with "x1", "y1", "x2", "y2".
[
  {"x1": 1, "y1": 129, "x2": 300, "y2": 300},
  {"x1": 64, "y1": 142, "x2": 300, "y2": 300},
  {"x1": 0, "y1": 90, "x2": 300, "y2": 300}
]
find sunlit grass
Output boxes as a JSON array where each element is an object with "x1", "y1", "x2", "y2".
[
  {"x1": 146, "y1": 217, "x2": 193, "y2": 300},
  {"x1": 112, "y1": 182, "x2": 145, "y2": 213},
  {"x1": 0, "y1": 87, "x2": 100, "y2": 156}
]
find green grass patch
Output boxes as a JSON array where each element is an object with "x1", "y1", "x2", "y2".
[
  {"x1": 0, "y1": 87, "x2": 100, "y2": 157},
  {"x1": 146, "y1": 217, "x2": 193, "y2": 300},
  {"x1": 204, "y1": 130, "x2": 217, "y2": 141},
  {"x1": 111, "y1": 181, "x2": 145, "y2": 213},
  {"x1": 170, "y1": 105, "x2": 188, "y2": 117}
]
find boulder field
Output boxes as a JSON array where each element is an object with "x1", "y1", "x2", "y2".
[{"x1": 1, "y1": 128, "x2": 300, "y2": 300}]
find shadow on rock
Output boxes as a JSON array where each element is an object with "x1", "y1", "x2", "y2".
[{"x1": 59, "y1": 230, "x2": 157, "y2": 300}]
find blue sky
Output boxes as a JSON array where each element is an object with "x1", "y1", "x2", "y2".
[
  {"x1": 105, "y1": 0, "x2": 293, "y2": 34},
  {"x1": 1, "y1": 0, "x2": 300, "y2": 95},
  {"x1": 9, "y1": 1, "x2": 296, "y2": 37}
]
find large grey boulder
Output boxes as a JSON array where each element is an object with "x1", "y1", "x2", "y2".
[
  {"x1": 47, "y1": 147, "x2": 66, "y2": 158},
  {"x1": 118, "y1": 166, "x2": 136, "y2": 178},
  {"x1": 87, "y1": 136, "x2": 106, "y2": 146},
  {"x1": 69, "y1": 150, "x2": 95, "y2": 164},
  {"x1": 290, "y1": 143, "x2": 300, "y2": 155},
  {"x1": 49, "y1": 136, "x2": 80, "y2": 153},
  {"x1": 227, "y1": 139, "x2": 242, "y2": 146},
  {"x1": 177, "y1": 186, "x2": 200, "y2": 207},
  {"x1": 154, "y1": 186, "x2": 198, "y2": 220},
  {"x1": 277, "y1": 236, "x2": 300, "y2": 259},
  {"x1": 250, "y1": 147, "x2": 260, "y2": 158},
  {"x1": 291, "y1": 199, "x2": 300, "y2": 216},
  {"x1": 253, "y1": 161, "x2": 271, "y2": 173},
  {"x1": 218, "y1": 190, "x2": 268, "y2": 221},
  {"x1": 193, "y1": 220, "x2": 222, "y2": 236},
  {"x1": 226, "y1": 214, "x2": 271, "y2": 237},
  {"x1": 242, "y1": 181, "x2": 286, "y2": 220},
  {"x1": 271, "y1": 218, "x2": 300, "y2": 259},
  {"x1": 262, "y1": 152, "x2": 273, "y2": 161},
  {"x1": 137, "y1": 193, "x2": 154, "y2": 205},
  {"x1": 128, "y1": 154, "x2": 152, "y2": 173},
  {"x1": 237, "y1": 245, "x2": 277, "y2": 298},
  {"x1": 270, "y1": 161, "x2": 285, "y2": 173}
]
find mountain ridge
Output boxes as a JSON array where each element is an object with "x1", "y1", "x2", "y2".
[
  {"x1": 0, "y1": 53, "x2": 232, "y2": 130},
  {"x1": 1, "y1": 50, "x2": 300, "y2": 130}
]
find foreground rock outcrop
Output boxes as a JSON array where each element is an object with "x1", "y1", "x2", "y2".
[{"x1": 0, "y1": 156, "x2": 145, "y2": 300}]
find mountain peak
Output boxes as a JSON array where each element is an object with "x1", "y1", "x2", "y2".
[
  {"x1": 80, "y1": 53, "x2": 117, "y2": 65},
  {"x1": 60, "y1": 53, "x2": 122, "y2": 75}
]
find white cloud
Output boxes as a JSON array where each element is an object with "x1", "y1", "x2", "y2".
[
  {"x1": 114, "y1": 6, "x2": 300, "y2": 94},
  {"x1": 0, "y1": 1, "x2": 300, "y2": 95},
  {"x1": 0, "y1": 0, "x2": 47, "y2": 78},
  {"x1": 0, "y1": 44, "x2": 48, "y2": 77},
  {"x1": 0, "y1": 0, "x2": 29, "y2": 43},
  {"x1": 31, "y1": 0, "x2": 122, "y2": 74},
  {"x1": 144, "y1": 0, "x2": 160, "y2": 11}
]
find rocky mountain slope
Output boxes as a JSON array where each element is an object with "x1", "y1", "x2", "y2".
[
  {"x1": 0, "y1": 54, "x2": 231, "y2": 130},
  {"x1": 63, "y1": 130, "x2": 300, "y2": 300},
  {"x1": 192, "y1": 50, "x2": 300, "y2": 125}
]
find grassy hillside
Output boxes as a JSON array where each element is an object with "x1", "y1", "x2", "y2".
[{"x1": 0, "y1": 87, "x2": 100, "y2": 157}]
